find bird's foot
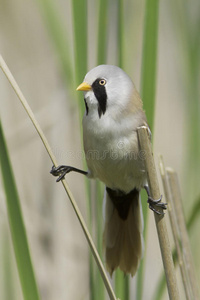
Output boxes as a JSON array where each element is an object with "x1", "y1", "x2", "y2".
[
  {"x1": 147, "y1": 195, "x2": 167, "y2": 215},
  {"x1": 50, "y1": 165, "x2": 74, "y2": 182}
]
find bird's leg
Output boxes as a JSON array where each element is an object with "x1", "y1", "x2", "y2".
[
  {"x1": 144, "y1": 185, "x2": 167, "y2": 215},
  {"x1": 50, "y1": 165, "x2": 88, "y2": 182}
]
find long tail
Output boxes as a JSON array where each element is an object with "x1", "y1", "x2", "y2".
[{"x1": 103, "y1": 187, "x2": 143, "y2": 277}]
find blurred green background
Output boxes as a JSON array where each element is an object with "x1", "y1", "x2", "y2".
[{"x1": 0, "y1": 0, "x2": 200, "y2": 299}]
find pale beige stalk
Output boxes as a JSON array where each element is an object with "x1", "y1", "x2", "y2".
[
  {"x1": 137, "y1": 126, "x2": 179, "y2": 300},
  {"x1": 0, "y1": 55, "x2": 117, "y2": 300},
  {"x1": 159, "y1": 156, "x2": 192, "y2": 300},
  {"x1": 166, "y1": 168, "x2": 200, "y2": 300}
]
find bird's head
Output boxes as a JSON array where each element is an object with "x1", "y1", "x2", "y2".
[{"x1": 77, "y1": 65, "x2": 136, "y2": 118}]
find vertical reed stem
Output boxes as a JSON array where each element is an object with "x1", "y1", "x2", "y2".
[
  {"x1": 137, "y1": 126, "x2": 179, "y2": 300},
  {"x1": 166, "y1": 168, "x2": 200, "y2": 300},
  {"x1": 159, "y1": 157, "x2": 192, "y2": 300}
]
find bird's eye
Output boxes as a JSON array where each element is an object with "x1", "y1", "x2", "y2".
[{"x1": 99, "y1": 79, "x2": 106, "y2": 86}]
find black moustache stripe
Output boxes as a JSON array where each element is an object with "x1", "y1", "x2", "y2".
[
  {"x1": 92, "y1": 78, "x2": 107, "y2": 118},
  {"x1": 84, "y1": 97, "x2": 89, "y2": 115}
]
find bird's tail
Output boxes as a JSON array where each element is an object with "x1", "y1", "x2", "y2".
[{"x1": 103, "y1": 187, "x2": 143, "y2": 277}]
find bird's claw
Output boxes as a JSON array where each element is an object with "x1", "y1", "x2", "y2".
[
  {"x1": 50, "y1": 165, "x2": 72, "y2": 182},
  {"x1": 147, "y1": 195, "x2": 167, "y2": 215}
]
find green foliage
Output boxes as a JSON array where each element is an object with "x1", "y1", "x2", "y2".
[
  {"x1": 72, "y1": 0, "x2": 88, "y2": 93},
  {"x1": 0, "y1": 121, "x2": 40, "y2": 300},
  {"x1": 137, "y1": 0, "x2": 160, "y2": 298},
  {"x1": 1, "y1": 0, "x2": 200, "y2": 299},
  {"x1": 2, "y1": 229, "x2": 15, "y2": 300},
  {"x1": 97, "y1": 0, "x2": 109, "y2": 65},
  {"x1": 169, "y1": 0, "x2": 200, "y2": 204},
  {"x1": 36, "y1": 0, "x2": 73, "y2": 86},
  {"x1": 115, "y1": 270, "x2": 129, "y2": 300},
  {"x1": 140, "y1": 0, "x2": 160, "y2": 130}
]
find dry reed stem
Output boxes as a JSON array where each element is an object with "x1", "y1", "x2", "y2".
[
  {"x1": 166, "y1": 168, "x2": 200, "y2": 300},
  {"x1": 0, "y1": 55, "x2": 117, "y2": 300},
  {"x1": 159, "y1": 156, "x2": 192, "y2": 300},
  {"x1": 137, "y1": 126, "x2": 179, "y2": 300}
]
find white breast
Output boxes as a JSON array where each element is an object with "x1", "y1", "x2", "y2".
[{"x1": 82, "y1": 110, "x2": 146, "y2": 193}]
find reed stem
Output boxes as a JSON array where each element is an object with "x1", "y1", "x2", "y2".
[
  {"x1": 166, "y1": 168, "x2": 200, "y2": 300},
  {"x1": 137, "y1": 126, "x2": 179, "y2": 300},
  {"x1": 0, "y1": 55, "x2": 117, "y2": 300},
  {"x1": 159, "y1": 156, "x2": 192, "y2": 300}
]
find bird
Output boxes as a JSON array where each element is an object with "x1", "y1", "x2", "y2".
[{"x1": 51, "y1": 65, "x2": 166, "y2": 277}]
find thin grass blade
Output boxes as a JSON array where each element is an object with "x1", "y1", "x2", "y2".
[
  {"x1": 0, "y1": 121, "x2": 41, "y2": 300},
  {"x1": 117, "y1": 0, "x2": 124, "y2": 68},
  {"x1": 115, "y1": 1, "x2": 130, "y2": 297},
  {"x1": 0, "y1": 55, "x2": 117, "y2": 300},
  {"x1": 140, "y1": 0, "x2": 160, "y2": 130},
  {"x1": 72, "y1": 0, "x2": 87, "y2": 88},
  {"x1": 92, "y1": 181, "x2": 105, "y2": 300},
  {"x1": 97, "y1": 0, "x2": 109, "y2": 65},
  {"x1": 71, "y1": 2, "x2": 98, "y2": 299},
  {"x1": 2, "y1": 228, "x2": 16, "y2": 300},
  {"x1": 36, "y1": 0, "x2": 73, "y2": 87},
  {"x1": 137, "y1": 0, "x2": 160, "y2": 299},
  {"x1": 95, "y1": 2, "x2": 110, "y2": 299},
  {"x1": 115, "y1": 270, "x2": 129, "y2": 300}
]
